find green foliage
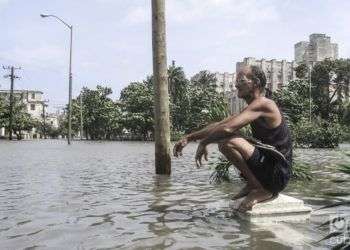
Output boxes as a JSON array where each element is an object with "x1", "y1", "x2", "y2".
[
  {"x1": 291, "y1": 160, "x2": 312, "y2": 181},
  {"x1": 120, "y1": 81, "x2": 154, "y2": 139},
  {"x1": 337, "y1": 163, "x2": 350, "y2": 175},
  {"x1": 170, "y1": 130, "x2": 184, "y2": 141},
  {"x1": 190, "y1": 70, "x2": 217, "y2": 87},
  {"x1": 294, "y1": 63, "x2": 309, "y2": 79},
  {"x1": 36, "y1": 122, "x2": 61, "y2": 139},
  {"x1": 185, "y1": 85, "x2": 229, "y2": 133},
  {"x1": 168, "y1": 65, "x2": 191, "y2": 133},
  {"x1": 273, "y1": 66, "x2": 348, "y2": 148},
  {"x1": 209, "y1": 157, "x2": 233, "y2": 184},
  {"x1": 292, "y1": 118, "x2": 342, "y2": 148},
  {"x1": 117, "y1": 67, "x2": 228, "y2": 139},
  {"x1": 0, "y1": 95, "x2": 6, "y2": 128},
  {"x1": 0, "y1": 95, "x2": 36, "y2": 140},
  {"x1": 273, "y1": 79, "x2": 312, "y2": 124},
  {"x1": 311, "y1": 59, "x2": 336, "y2": 120},
  {"x1": 342, "y1": 101, "x2": 350, "y2": 126},
  {"x1": 210, "y1": 155, "x2": 312, "y2": 184},
  {"x1": 62, "y1": 86, "x2": 123, "y2": 140}
]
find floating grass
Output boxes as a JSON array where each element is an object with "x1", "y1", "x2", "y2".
[
  {"x1": 209, "y1": 157, "x2": 233, "y2": 184},
  {"x1": 291, "y1": 161, "x2": 313, "y2": 181}
]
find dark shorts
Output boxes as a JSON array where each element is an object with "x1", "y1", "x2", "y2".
[{"x1": 246, "y1": 147, "x2": 291, "y2": 195}]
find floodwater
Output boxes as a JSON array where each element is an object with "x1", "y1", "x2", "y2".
[{"x1": 0, "y1": 140, "x2": 349, "y2": 249}]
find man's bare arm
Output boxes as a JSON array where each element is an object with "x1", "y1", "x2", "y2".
[
  {"x1": 200, "y1": 99, "x2": 266, "y2": 145},
  {"x1": 186, "y1": 116, "x2": 235, "y2": 142}
]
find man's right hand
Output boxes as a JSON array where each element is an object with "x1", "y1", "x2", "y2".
[{"x1": 173, "y1": 137, "x2": 189, "y2": 157}]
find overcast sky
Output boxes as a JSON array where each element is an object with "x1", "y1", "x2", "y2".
[{"x1": 1, "y1": 0, "x2": 349, "y2": 112}]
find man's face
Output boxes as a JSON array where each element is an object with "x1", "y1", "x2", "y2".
[{"x1": 235, "y1": 67, "x2": 254, "y2": 99}]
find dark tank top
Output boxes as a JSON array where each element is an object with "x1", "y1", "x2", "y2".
[{"x1": 250, "y1": 112, "x2": 293, "y2": 167}]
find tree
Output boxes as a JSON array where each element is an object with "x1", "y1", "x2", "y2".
[
  {"x1": 190, "y1": 70, "x2": 217, "y2": 88},
  {"x1": 1, "y1": 96, "x2": 36, "y2": 140},
  {"x1": 295, "y1": 63, "x2": 309, "y2": 79},
  {"x1": 0, "y1": 95, "x2": 6, "y2": 128},
  {"x1": 334, "y1": 59, "x2": 350, "y2": 103},
  {"x1": 62, "y1": 85, "x2": 123, "y2": 140},
  {"x1": 185, "y1": 84, "x2": 229, "y2": 133},
  {"x1": 120, "y1": 81, "x2": 154, "y2": 139},
  {"x1": 168, "y1": 65, "x2": 190, "y2": 132},
  {"x1": 273, "y1": 79, "x2": 312, "y2": 124},
  {"x1": 311, "y1": 59, "x2": 338, "y2": 121},
  {"x1": 273, "y1": 78, "x2": 342, "y2": 148}
]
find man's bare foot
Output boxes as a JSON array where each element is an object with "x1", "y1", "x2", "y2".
[
  {"x1": 232, "y1": 184, "x2": 251, "y2": 200},
  {"x1": 238, "y1": 188, "x2": 273, "y2": 212}
]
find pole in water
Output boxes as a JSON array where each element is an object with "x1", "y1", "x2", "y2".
[{"x1": 152, "y1": 0, "x2": 171, "y2": 175}]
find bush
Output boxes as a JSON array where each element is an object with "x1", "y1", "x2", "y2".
[
  {"x1": 292, "y1": 118, "x2": 342, "y2": 148},
  {"x1": 171, "y1": 130, "x2": 185, "y2": 141},
  {"x1": 340, "y1": 125, "x2": 350, "y2": 142}
]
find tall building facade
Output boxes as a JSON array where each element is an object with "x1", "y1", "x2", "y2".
[
  {"x1": 214, "y1": 72, "x2": 236, "y2": 93},
  {"x1": 236, "y1": 57, "x2": 296, "y2": 92},
  {"x1": 295, "y1": 33, "x2": 338, "y2": 65},
  {"x1": 213, "y1": 72, "x2": 246, "y2": 115}
]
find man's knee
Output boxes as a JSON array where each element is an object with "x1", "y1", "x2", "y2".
[{"x1": 218, "y1": 137, "x2": 242, "y2": 153}]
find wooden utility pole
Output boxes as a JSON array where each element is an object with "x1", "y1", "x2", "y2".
[
  {"x1": 152, "y1": 0, "x2": 171, "y2": 175},
  {"x1": 3, "y1": 66, "x2": 21, "y2": 140}
]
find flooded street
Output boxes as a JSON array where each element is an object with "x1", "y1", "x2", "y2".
[{"x1": 0, "y1": 140, "x2": 349, "y2": 249}]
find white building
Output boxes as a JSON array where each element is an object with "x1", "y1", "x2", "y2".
[
  {"x1": 46, "y1": 113, "x2": 59, "y2": 129},
  {"x1": 236, "y1": 57, "x2": 296, "y2": 92},
  {"x1": 0, "y1": 89, "x2": 45, "y2": 139},
  {"x1": 214, "y1": 72, "x2": 236, "y2": 93},
  {"x1": 213, "y1": 72, "x2": 244, "y2": 115}
]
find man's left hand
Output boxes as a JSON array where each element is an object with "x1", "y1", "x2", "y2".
[{"x1": 195, "y1": 142, "x2": 209, "y2": 168}]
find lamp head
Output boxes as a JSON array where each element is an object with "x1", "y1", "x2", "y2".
[{"x1": 40, "y1": 14, "x2": 49, "y2": 18}]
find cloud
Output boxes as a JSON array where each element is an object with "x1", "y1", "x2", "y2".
[
  {"x1": 0, "y1": 0, "x2": 9, "y2": 11},
  {"x1": 120, "y1": 0, "x2": 279, "y2": 26},
  {"x1": 122, "y1": 6, "x2": 149, "y2": 25},
  {"x1": 166, "y1": 0, "x2": 279, "y2": 24},
  {"x1": 0, "y1": 45, "x2": 66, "y2": 71}
]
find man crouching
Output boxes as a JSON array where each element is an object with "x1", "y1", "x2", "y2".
[{"x1": 173, "y1": 65, "x2": 293, "y2": 212}]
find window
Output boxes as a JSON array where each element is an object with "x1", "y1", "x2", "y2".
[
  {"x1": 31, "y1": 93, "x2": 35, "y2": 99},
  {"x1": 30, "y1": 104, "x2": 35, "y2": 111}
]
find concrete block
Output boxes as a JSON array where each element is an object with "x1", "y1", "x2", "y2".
[{"x1": 229, "y1": 194, "x2": 312, "y2": 223}]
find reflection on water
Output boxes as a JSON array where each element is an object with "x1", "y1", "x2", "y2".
[{"x1": 0, "y1": 140, "x2": 349, "y2": 249}]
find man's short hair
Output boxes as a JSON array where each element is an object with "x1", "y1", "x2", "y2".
[{"x1": 247, "y1": 65, "x2": 267, "y2": 90}]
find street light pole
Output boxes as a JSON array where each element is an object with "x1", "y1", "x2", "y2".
[
  {"x1": 40, "y1": 14, "x2": 73, "y2": 145},
  {"x1": 68, "y1": 26, "x2": 73, "y2": 145}
]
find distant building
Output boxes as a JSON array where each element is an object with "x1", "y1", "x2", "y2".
[
  {"x1": 0, "y1": 89, "x2": 46, "y2": 139},
  {"x1": 0, "y1": 89, "x2": 44, "y2": 119},
  {"x1": 46, "y1": 113, "x2": 59, "y2": 129},
  {"x1": 212, "y1": 72, "x2": 243, "y2": 115},
  {"x1": 295, "y1": 33, "x2": 338, "y2": 65},
  {"x1": 226, "y1": 90, "x2": 246, "y2": 115},
  {"x1": 236, "y1": 57, "x2": 296, "y2": 92},
  {"x1": 214, "y1": 72, "x2": 236, "y2": 93}
]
